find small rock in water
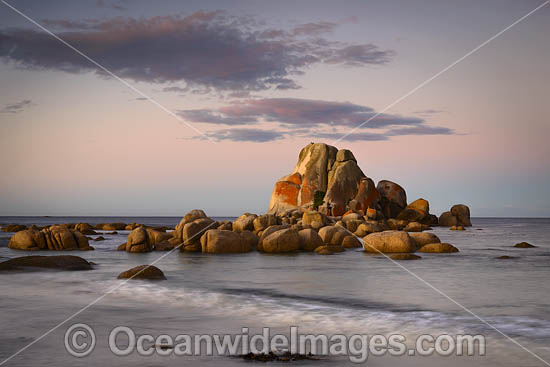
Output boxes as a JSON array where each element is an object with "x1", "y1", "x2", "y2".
[
  {"x1": 237, "y1": 351, "x2": 318, "y2": 362},
  {"x1": 117, "y1": 265, "x2": 166, "y2": 280},
  {"x1": 496, "y1": 256, "x2": 517, "y2": 259},
  {"x1": 105, "y1": 231, "x2": 118, "y2": 235},
  {"x1": 514, "y1": 242, "x2": 536, "y2": 248},
  {"x1": 390, "y1": 254, "x2": 422, "y2": 260},
  {"x1": 94, "y1": 236, "x2": 105, "y2": 241},
  {"x1": 0, "y1": 255, "x2": 93, "y2": 271}
]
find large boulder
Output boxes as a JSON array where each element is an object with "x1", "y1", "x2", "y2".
[
  {"x1": 174, "y1": 209, "x2": 208, "y2": 239},
  {"x1": 200, "y1": 230, "x2": 253, "y2": 254},
  {"x1": 363, "y1": 231, "x2": 415, "y2": 253},
  {"x1": 439, "y1": 211, "x2": 458, "y2": 227},
  {"x1": 354, "y1": 222, "x2": 384, "y2": 237},
  {"x1": 397, "y1": 198, "x2": 429, "y2": 223},
  {"x1": 117, "y1": 265, "x2": 166, "y2": 280},
  {"x1": 302, "y1": 211, "x2": 326, "y2": 230},
  {"x1": 0, "y1": 255, "x2": 93, "y2": 271},
  {"x1": 253, "y1": 214, "x2": 278, "y2": 233},
  {"x1": 125, "y1": 227, "x2": 152, "y2": 253},
  {"x1": 261, "y1": 228, "x2": 300, "y2": 253},
  {"x1": 181, "y1": 218, "x2": 216, "y2": 252},
  {"x1": 8, "y1": 227, "x2": 93, "y2": 251},
  {"x1": 257, "y1": 224, "x2": 290, "y2": 252},
  {"x1": 439, "y1": 204, "x2": 472, "y2": 227},
  {"x1": 318, "y1": 225, "x2": 353, "y2": 246},
  {"x1": 74, "y1": 223, "x2": 97, "y2": 235},
  {"x1": 297, "y1": 229, "x2": 323, "y2": 251},
  {"x1": 451, "y1": 204, "x2": 472, "y2": 226},
  {"x1": 377, "y1": 180, "x2": 407, "y2": 218},
  {"x1": 233, "y1": 213, "x2": 258, "y2": 232},
  {"x1": 324, "y1": 158, "x2": 366, "y2": 216}
]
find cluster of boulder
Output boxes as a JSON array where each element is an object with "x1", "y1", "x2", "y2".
[
  {"x1": 113, "y1": 205, "x2": 458, "y2": 257},
  {"x1": 8, "y1": 225, "x2": 94, "y2": 251},
  {"x1": 267, "y1": 143, "x2": 468, "y2": 229}
]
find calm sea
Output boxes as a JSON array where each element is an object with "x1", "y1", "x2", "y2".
[{"x1": 0, "y1": 217, "x2": 549, "y2": 366}]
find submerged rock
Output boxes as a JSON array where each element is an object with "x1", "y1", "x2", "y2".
[
  {"x1": 514, "y1": 242, "x2": 536, "y2": 248},
  {"x1": 389, "y1": 254, "x2": 422, "y2": 260},
  {"x1": 0, "y1": 255, "x2": 93, "y2": 271},
  {"x1": 417, "y1": 243, "x2": 459, "y2": 253},
  {"x1": 117, "y1": 265, "x2": 166, "y2": 280}
]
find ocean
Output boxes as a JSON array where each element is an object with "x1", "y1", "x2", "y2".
[{"x1": 0, "y1": 217, "x2": 548, "y2": 366}]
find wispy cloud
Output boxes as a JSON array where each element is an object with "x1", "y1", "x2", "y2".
[
  {"x1": 182, "y1": 98, "x2": 455, "y2": 142},
  {"x1": 0, "y1": 12, "x2": 394, "y2": 93},
  {"x1": 0, "y1": 99, "x2": 34, "y2": 114}
]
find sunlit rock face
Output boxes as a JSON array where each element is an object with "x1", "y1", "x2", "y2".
[{"x1": 268, "y1": 143, "x2": 380, "y2": 216}]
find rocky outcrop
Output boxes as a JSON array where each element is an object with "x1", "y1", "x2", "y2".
[
  {"x1": 377, "y1": 180, "x2": 407, "y2": 218},
  {"x1": 417, "y1": 243, "x2": 459, "y2": 253},
  {"x1": 0, "y1": 255, "x2": 93, "y2": 271},
  {"x1": 173, "y1": 210, "x2": 217, "y2": 252},
  {"x1": 363, "y1": 231, "x2": 415, "y2": 253},
  {"x1": 8, "y1": 227, "x2": 93, "y2": 251},
  {"x1": 257, "y1": 224, "x2": 290, "y2": 252},
  {"x1": 200, "y1": 230, "x2": 253, "y2": 254},
  {"x1": 117, "y1": 265, "x2": 166, "y2": 280},
  {"x1": 268, "y1": 143, "x2": 378, "y2": 216},
  {"x1": 439, "y1": 204, "x2": 471, "y2": 227}
]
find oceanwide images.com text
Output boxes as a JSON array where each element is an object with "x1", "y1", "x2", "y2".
[{"x1": 65, "y1": 324, "x2": 486, "y2": 363}]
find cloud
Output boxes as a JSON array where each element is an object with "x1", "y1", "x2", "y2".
[
  {"x1": 292, "y1": 21, "x2": 337, "y2": 36},
  {"x1": 0, "y1": 99, "x2": 34, "y2": 113},
  {"x1": 0, "y1": 12, "x2": 394, "y2": 93},
  {"x1": 413, "y1": 109, "x2": 444, "y2": 115},
  {"x1": 181, "y1": 98, "x2": 455, "y2": 142},
  {"x1": 197, "y1": 128, "x2": 285, "y2": 142},
  {"x1": 178, "y1": 98, "x2": 423, "y2": 129}
]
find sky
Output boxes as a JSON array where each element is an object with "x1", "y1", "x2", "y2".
[{"x1": 0, "y1": 0, "x2": 548, "y2": 217}]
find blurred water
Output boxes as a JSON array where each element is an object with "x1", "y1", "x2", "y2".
[{"x1": 0, "y1": 217, "x2": 548, "y2": 366}]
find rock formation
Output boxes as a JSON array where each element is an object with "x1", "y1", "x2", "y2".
[{"x1": 268, "y1": 143, "x2": 379, "y2": 216}]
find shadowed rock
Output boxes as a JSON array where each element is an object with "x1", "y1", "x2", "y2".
[
  {"x1": 117, "y1": 265, "x2": 166, "y2": 280},
  {"x1": 0, "y1": 255, "x2": 93, "y2": 271}
]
